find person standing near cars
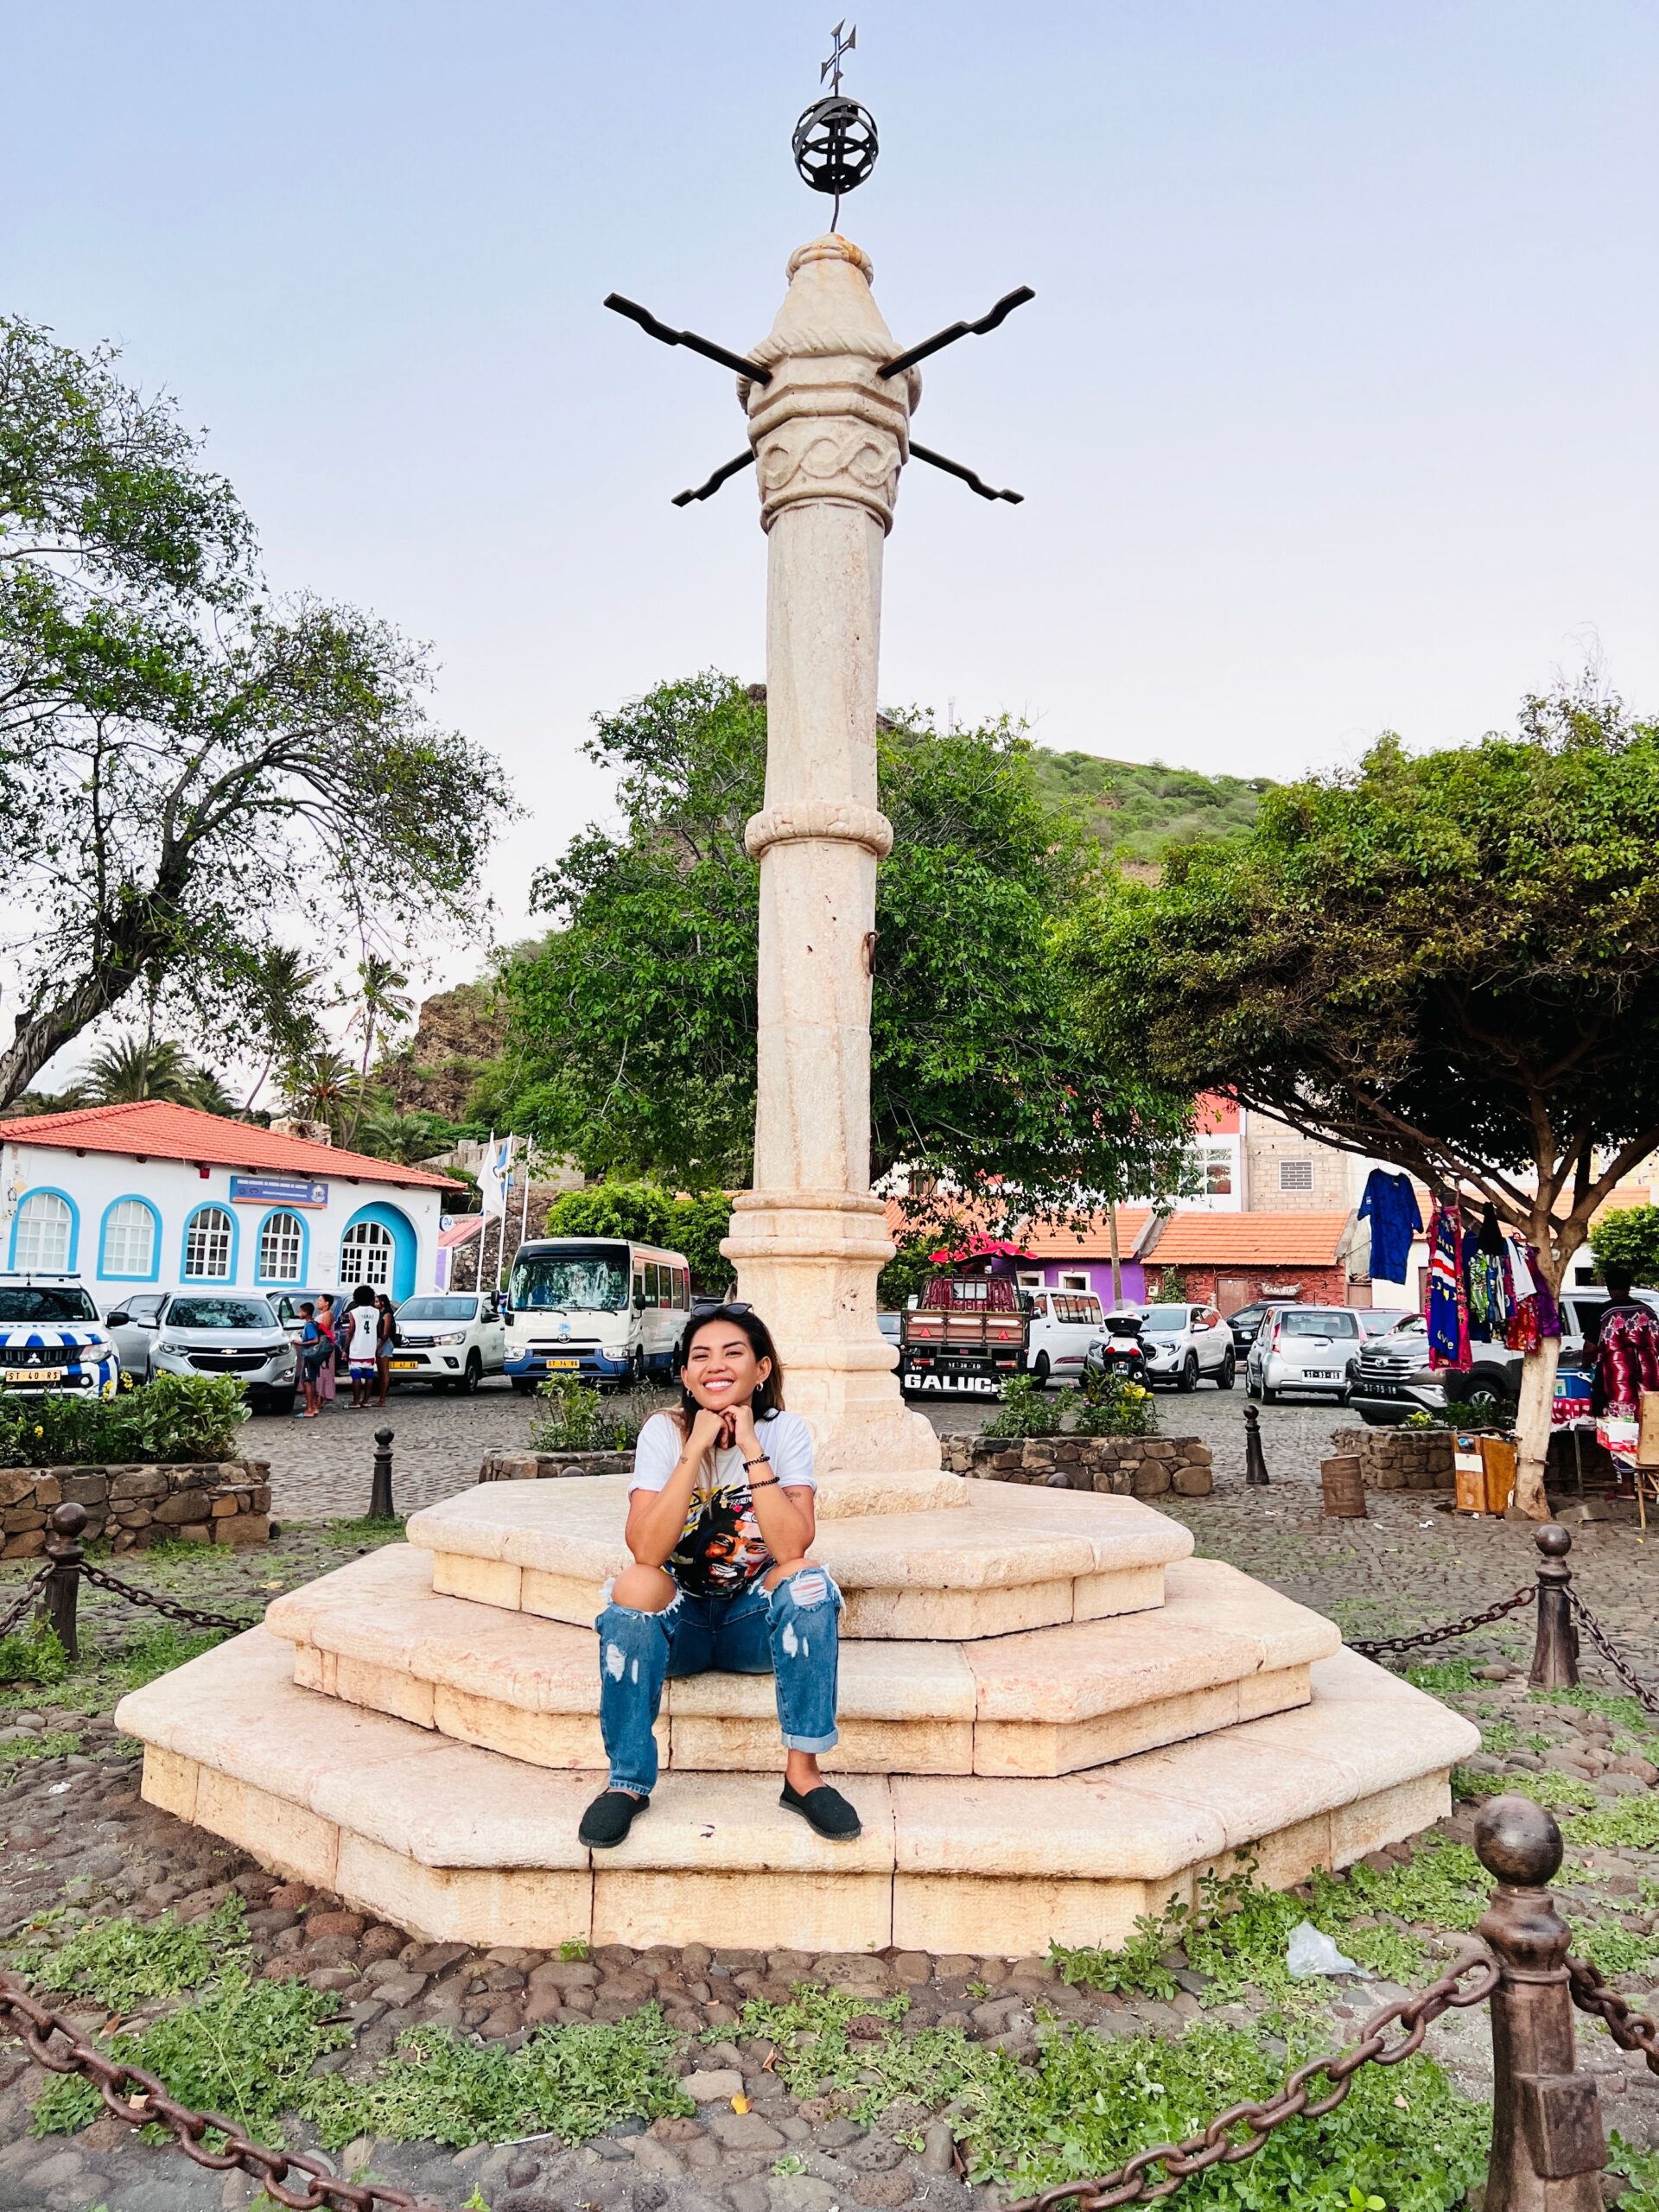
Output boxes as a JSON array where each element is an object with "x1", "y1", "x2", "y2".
[
  {"x1": 296, "y1": 1301, "x2": 326, "y2": 1419},
  {"x1": 374, "y1": 1293, "x2": 396, "y2": 1406},
  {"x1": 314, "y1": 1294, "x2": 340, "y2": 1408},
  {"x1": 345, "y1": 1287, "x2": 380, "y2": 1408}
]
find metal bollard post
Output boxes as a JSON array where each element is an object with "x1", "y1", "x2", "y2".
[
  {"x1": 1475, "y1": 1796, "x2": 1606, "y2": 2210},
  {"x1": 1243, "y1": 1402, "x2": 1270, "y2": 1486},
  {"x1": 1529, "y1": 1524, "x2": 1580, "y2": 1691},
  {"x1": 370, "y1": 1427, "x2": 396, "y2": 1522},
  {"x1": 42, "y1": 1502, "x2": 86, "y2": 1663}
]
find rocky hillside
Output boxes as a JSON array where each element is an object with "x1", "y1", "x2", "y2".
[{"x1": 379, "y1": 979, "x2": 505, "y2": 1122}]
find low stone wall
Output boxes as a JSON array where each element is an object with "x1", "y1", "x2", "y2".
[
  {"x1": 1329, "y1": 1426, "x2": 1454, "y2": 1491},
  {"x1": 938, "y1": 1433, "x2": 1214, "y2": 1498},
  {"x1": 0, "y1": 1460, "x2": 272, "y2": 1555},
  {"x1": 480, "y1": 1450, "x2": 633, "y2": 1483}
]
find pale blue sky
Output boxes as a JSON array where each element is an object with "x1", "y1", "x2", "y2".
[{"x1": 8, "y1": 1, "x2": 1658, "y2": 980}]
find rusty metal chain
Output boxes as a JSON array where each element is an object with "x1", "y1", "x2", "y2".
[
  {"x1": 0, "y1": 1565, "x2": 51, "y2": 1642},
  {"x1": 0, "y1": 1976, "x2": 446, "y2": 2211},
  {"x1": 998, "y1": 1952, "x2": 1500, "y2": 2212},
  {"x1": 1564, "y1": 1591, "x2": 1659, "y2": 1716},
  {"x1": 76, "y1": 1561, "x2": 251, "y2": 1635},
  {"x1": 1350, "y1": 1586, "x2": 1534, "y2": 1662},
  {"x1": 1568, "y1": 1957, "x2": 1659, "y2": 2074}
]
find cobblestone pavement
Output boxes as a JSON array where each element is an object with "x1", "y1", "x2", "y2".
[
  {"x1": 255, "y1": 1376, "x2": 1334, "y2": 1522},
  {"x1": 4, "y1": 1384, "x2": 1659, "y2": 2210}
]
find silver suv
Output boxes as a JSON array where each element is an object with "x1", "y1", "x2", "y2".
[{"x1": 1349, "y1": 1289, "x2": 1659, "y2": 1424}]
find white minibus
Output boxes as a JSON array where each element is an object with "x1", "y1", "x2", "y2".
[{"x1": 502, "y1": 1236, "x2": 691, "y2": 1392}]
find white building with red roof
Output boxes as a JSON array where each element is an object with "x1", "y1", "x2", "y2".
[{"x1": 0, "y1": 1101, "x2": 463, "y2": 1304}]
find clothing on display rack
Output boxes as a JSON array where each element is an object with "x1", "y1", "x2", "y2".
[
  {"x1": 1425, "y1": 1199, "x2": 1470, "y2": 1370},
  {"x1": 1357, "y1": 1170, "x2": 1421, "y2": 1286},
  {"x1": 1592, "y1": 1304, "x2": 1659, "y2": 1482}
]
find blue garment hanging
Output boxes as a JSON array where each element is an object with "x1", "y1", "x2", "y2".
[{"x1": 1357, "y1": 1169, "x2": 1421, "y2": 1282}]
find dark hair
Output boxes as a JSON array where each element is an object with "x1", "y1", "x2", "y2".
[
  {"x1": 299, "y1": 1301, "x2": 315, "y2": 1317},
  {"x1": 351, "y1": 1284, "x2": 376, "y2": 1308},
  {"x1": 376, "y1": 1293, "x2": 393, "y2": 1313},
  {"x1": 674, "y1": 1305, "x2": 785, "y2": 1427}
]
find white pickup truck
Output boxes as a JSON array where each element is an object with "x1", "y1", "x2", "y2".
[{"x1": 1023, "y1": 1287, "x2": 1105, "y2": 1388}]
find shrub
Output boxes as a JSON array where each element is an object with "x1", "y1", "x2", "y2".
[
  {"x1": 1074, "y1": 1370, "x2": 1158, "y2": 1438},
  {"x1": 528, "y1": 1376, "x2": 649, "y2": 1454},
  {"x1": 0, "y1": 1373, "x2": 248, "y2": 1468},
  {"x1": 982, "y1": 1375, "x2": 1062, "y2": 1440}
]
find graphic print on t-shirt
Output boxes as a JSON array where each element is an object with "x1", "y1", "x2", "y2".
[{"x1": 668, "y1": 1479, "x2": 774, "y2": 1599}]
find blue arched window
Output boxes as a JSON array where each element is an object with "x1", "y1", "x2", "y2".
[
  {"x1": 99, "y1": 1196, "x2": 162, "y2": 1282},
  {"x1": 339, "y1": 1203, "x2": 416, "y2": 1302},
  {"x1": 181, "y1": 1203, "x2": 238, "y2": 1281},
  {"x1": 7, "y1": 1187, "x2": 79, "y2": 1273},
  {"x1": 254, "y1": 1208, "x2": 308, "y2": 1286}
]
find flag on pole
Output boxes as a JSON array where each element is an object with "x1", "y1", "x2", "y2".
[{"x1": 478, "y1": 1132, "x2": 514, "y2": 1218}]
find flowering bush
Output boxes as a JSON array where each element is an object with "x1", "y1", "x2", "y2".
[{"x1": 1074, "y1": 1370, "x2": 1158, "y2": 1438}]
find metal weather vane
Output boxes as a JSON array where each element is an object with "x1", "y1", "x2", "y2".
[{"x1": 603, "y1": 24, "x2": 1033, "y2": 507}]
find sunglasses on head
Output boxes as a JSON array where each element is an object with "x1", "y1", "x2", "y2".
[{"x1": 689, "y1": 1299, "x2": 753, "y2": 1319}]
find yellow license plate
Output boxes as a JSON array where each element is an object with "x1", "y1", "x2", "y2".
[
  {"x1": 6, "y1": 1367, "x2": 65, "y2": 1383},
  {"x1": 389, "y1": 1358, "x2": 422, "y2": 1370},
  {"x1": 547, "y1": 1357, "x2": 581, "y2": 1370}
]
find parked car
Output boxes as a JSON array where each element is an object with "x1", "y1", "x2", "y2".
[
  {"x1": 1136, "y1": 1301, "x2": 1236, "y2": 1391},
  {"x1": 1349, "y1": 1289, "x2": 1659, "y2": 1425},
  {"x1": 1224, "y1": 1301, "x2": 1278, "y2": 1354},
  {"x1": 876, "y1": 1313, "x2": 903, "y2": 1350},
  {"x1": 109, "y1": 1290, "x2": 298, "y2": 1414},
  {"x1": 1357, "y1": 1307, "x2": 1415, "y2": 1338},
  {"x1": 387, "y1": 1292, "x2": 506, "y2": 1394},
  {"x1": 1246, "y1": 1304, "x2": 1363, "y2": 1403},
  {"x1": 0, "y1": 1274, "x2": 121, "y2": 1399},
  {"x1": 1023, "y1": 1287, "x2": 1105, "y2": 1387}
]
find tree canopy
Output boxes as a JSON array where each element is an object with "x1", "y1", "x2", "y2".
[
  {"x1": 542, "y1": 1181, "x2": 736, "y2": 1294},
  {"x1": 1588, "y1": 1206, "x2": 1659, "y2": 1287},
  {"x1": 0, "y1": 315, "x2": 512, "y2": 1104},
  {"x1": 1066, "y1": 684, "x2": 1659, "y2": 1510},
  {"x1": 477, "y1": 673, "x2": 1191, "y2": 1219}
]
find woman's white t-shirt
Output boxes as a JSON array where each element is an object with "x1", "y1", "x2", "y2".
[{"x1": 629, "y1": 1408, "x2": 815, "y2": 1599}]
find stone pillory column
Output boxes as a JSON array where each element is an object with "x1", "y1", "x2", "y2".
[{"x1": 721, "y1": 235, "x2": 940, "y2": 1480}]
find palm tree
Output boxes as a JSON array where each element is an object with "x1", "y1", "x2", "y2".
[
  {"x1": 344, "y1": 957, "x2": 415, "y2": 1142},
  {"x1": 241, "y1": 946, "x2": 326, "y2": 1111},
  {"x1": 83, "y1": 1033, "x2": 229, "y2": 1109},
  {"x1": 278, "y1": 1048, "x2": 359, "y2": 1143}
]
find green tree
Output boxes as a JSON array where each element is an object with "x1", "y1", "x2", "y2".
[
  {"x1": 1588, "y1": 1206, "x2": 1659, "y2": 1287},
  {"x1": 0, "y1": 315, "x2": 511, "y2": 1104},
  {"x1": 542, "y1": 1182, "x2": 736, "y2": 1294},
  {"x1": 1067, "y1": 685, "x2": 1659, "y2": 1516},
  {"x1": 483, "y1": 674, "x2": 1190, "y2": 1220}
]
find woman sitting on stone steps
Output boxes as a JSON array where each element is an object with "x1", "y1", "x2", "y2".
[{"x1": 578, "y1": 1303, "x2": 860, "y2": 1851}]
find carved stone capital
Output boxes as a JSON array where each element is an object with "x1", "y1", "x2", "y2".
[
  {"x1": 741, "y1": 234, "x2": 917, "y2": 535},
  {"x1": 744, "y1": 802, "x2": 894, "y2": 861}
]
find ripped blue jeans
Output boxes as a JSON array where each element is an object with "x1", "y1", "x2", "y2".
[{"x1": 595, "y1": 1566, "x2": 842, "y2": 1795}]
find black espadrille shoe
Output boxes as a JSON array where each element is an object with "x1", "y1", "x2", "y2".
[
  {"x1": 579, "y1": 1789, "x2": 649, "y2": 1848},
  {"x1": 780, "y1": 1779, "x2": 862, "y2": 1840}
]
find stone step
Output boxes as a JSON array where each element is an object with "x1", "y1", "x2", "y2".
[
  {"x1": 264, "y1": 1546, "x2": 1338, "y2": 1778},
  {"x1": 115, "y1": 1632, "x2": 1478, "y2": 1956},
  {"x1": 404, "y1": 1478, "x2": 1193, "y2": 1641}
]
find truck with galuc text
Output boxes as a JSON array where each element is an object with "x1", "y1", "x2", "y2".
[{"x1": 897, "y1": 1276, "x2": 1028, "y2": 1398}]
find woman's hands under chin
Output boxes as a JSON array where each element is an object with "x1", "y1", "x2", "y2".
[
  {"x1": 686, "y1": 1406, "x2": 731, "y2": 1459},
  {"x1": 728, "y1": 1401, "x2": 763, "y2": 1459}
]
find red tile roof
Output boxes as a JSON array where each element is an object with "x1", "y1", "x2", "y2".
[
  {"x1": 880, "y1": 1198, "x2": 1154, "y2": 1259},
  {"x1": 0, "y1": 1098, "x2": 462, "y2": 1191},
  {"x1": 1141, "y1": 1211, "x2": 1351, "y2": 1266}
]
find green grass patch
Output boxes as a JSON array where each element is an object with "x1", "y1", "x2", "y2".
[
  {"x1": 1565, "y1": 1794, "x2": 1659, "y2": 1850},
  {"x1": 1567, "y1": 1920, "x2": 1659, "y2": 1981},
  {"x1": 1402, "y1": 1659, "x2": 1479, "y2": 1694},
  {"x1": 0, "y1": 1727, "x2": 80, "y2": 1782},
  {"x1": 1054, "y1": 1844, "x2": 1492, "y2": 2007},
  {"x1": 712, "y1": 1983, "x2": 986, "y2": 2119},
  {"x1": 1452, "y1": 1767, "x2": 1599, "y2": 1810},
  {"x1": 0, "y1": 1623, "x2": 68, "y2": 1686},
  {"x1": 308, "y1": 2007, "x2": 692, "y2": 2148},
  {"x1": 321, "y1": 1516, "x2": 406, "y2": 1548},
  {"x1": 34, "y1": 1970, "x2": 348, "y2": 2143},
  {"x1": 1529, "y1": 1686, "x2": 1658, "y2": 1737},
  {"x1": 35, "y1": 1982, "x2": 692, "y2": 2152},
  {"x1": 0, "y1": 1620, "x2": 234, "y2": 1721},
  {"x1": 1610, "y1": 2133, "x2": 1659, "y2": 2212},
  {"x1": 961, "y1": 2021, "x2": 1486, "y2": 2204},
  {"x1": 12, "y1": 1898, "x2": 248, "y2": 2009}
]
